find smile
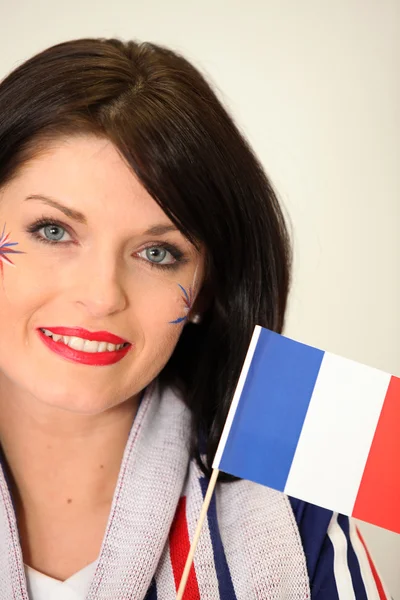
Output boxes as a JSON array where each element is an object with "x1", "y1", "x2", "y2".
[{"x1": 37, "y1": 327, "x2": 132, "y2": 366}]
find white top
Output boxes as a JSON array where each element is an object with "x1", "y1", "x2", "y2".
[{"x1": 24, "y1": 560, "x2": 98, "y2": 600}]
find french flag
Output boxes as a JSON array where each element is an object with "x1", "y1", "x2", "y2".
[{"x1": 213, "y1": 326, "x2": 400, "y2": 534}]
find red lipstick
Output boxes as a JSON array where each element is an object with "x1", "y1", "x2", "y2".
[
  {"x1": 37, "y1": 327, "x2": 132, "y2": 366},
  {"x1": 40, "y1": 327, "x2": 129, "y2": 344}
]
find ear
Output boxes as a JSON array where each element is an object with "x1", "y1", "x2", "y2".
[{"x1": 189, "y1": 280, "x2": 214, "y2": 319}]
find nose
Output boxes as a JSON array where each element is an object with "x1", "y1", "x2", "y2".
[{"x1": 72, "y1": 258, "x2": 128, "y2": 318}]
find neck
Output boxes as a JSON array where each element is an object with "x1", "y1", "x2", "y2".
[
  {"x1": 0, "y1": 387, "x2": 140, "y2": 516},
  {"x1": 0, "y1": 385, "x2": 141, "y2": 578}
]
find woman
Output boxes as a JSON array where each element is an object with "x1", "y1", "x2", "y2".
[{"x1": 0, "y1": 38, "x2": 390, "y2": 599}]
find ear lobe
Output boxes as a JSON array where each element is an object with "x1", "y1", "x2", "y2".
[
  {"x1": 190, "y1": 280, "x2": 214, "y2": 318},
  {"x1": 188, "y1": 313, "x2": 202, "y2": 324}
]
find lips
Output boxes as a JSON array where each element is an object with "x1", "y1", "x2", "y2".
[
  {"x1": 37, "y1": 326, "x2": 132, "y2": 366},
  {"x1": 40, "y1": 327, "x2": 129, "y2": 344}
]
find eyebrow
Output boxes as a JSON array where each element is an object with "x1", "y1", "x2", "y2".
[
  {"x1": 25, "y1": 194, "x2": 87, "y2": 224},
  {"x1": 143, "y1": 224, "x2": 178, "y2": 235},
  {"x1": 24, "y1": 194, "x2": 179, "y2": 236}
]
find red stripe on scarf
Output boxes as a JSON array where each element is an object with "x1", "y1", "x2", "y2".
[
  {"x1": 169, "y1": 496, "x2": 200, "y2": 599},
  {"x1": 356, "y1": 528, "x2": 388, "y2": 600}
]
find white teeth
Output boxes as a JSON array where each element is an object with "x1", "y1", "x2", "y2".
[
  {"x1": 83, "y1": 340, "x2": 100, "y2": 353},
  {"x1": 68, "y1": 336, "x2": 85, "y2": 351},
  {"x1": 41, "y1": 329, "x2": 126, "y2": 353}
]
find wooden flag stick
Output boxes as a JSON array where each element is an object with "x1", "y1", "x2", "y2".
[{"x1": 176, "y1": 468, "x2": 220, "y2": 600}]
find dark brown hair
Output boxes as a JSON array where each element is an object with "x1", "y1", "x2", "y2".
[{"x1": 0, "y1": 38, "x2": 292, "y2": 477}]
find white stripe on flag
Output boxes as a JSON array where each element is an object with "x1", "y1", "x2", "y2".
[
  {"x1": 213, "y1": 325, "x2": 262, "y2": 468},
  {"x1": 327, "y1": 513, "x2": 356, "y2": 599},
  {"x1": 284, "y1": 353, "x2": 391, "y2": 515}
]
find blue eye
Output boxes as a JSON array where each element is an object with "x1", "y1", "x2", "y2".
[
  {"x1": 139, "y1": 246, "x2": 175, "y2": 265},
  {"x1": 41, "y1": 224, "x2": 68, "y2": 242},
  {"x1": 27, "y1": 219, "x2": 73, "y2": 244}
]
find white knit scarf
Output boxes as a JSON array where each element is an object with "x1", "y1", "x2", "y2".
[{"x1": 0, "y1": 381, "x2": 310, "y2": 599}]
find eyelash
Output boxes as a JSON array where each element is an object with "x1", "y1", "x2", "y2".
[{"x1": 25, "y1": 217, "x2": 188, "y2": 271}]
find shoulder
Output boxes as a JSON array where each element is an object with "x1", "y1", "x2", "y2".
[
  {"x1": 187, "y1": 467, "x2": 392, "y2": 599},
  {"x1": 184, "y1": 466, "x2": 310, "y2": 598},
  {"x1": 289, "y1": 497, "x2": 392, "y2": 599},
  {"x1": 209, "y1": 477, "x2": 311, "y2": 597}
]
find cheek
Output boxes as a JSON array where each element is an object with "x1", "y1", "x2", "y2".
[
  {"x1": 125, "y1": 278, "x2": 192, "y2": 370},
  {"x1": 143, "y1": 320, "x2": 181, "y2": 367},
  {"x1": 0, "y1": 254, "x2": 56, "y2": 322},
  {"x1": 129, "y1": 276, "x2": 194, "y2": 329}
]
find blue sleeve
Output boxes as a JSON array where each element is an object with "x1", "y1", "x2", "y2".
[{"x1": 289, "y1": 497, "x2": 391, "y2": 599}]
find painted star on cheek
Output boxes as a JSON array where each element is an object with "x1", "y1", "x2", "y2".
[
  {"x1": 169, "y1": 284, "x2": 194, "y2": 324},
  {"x1": 0, "y1": 223, "x2": 25, "y2": 277}
]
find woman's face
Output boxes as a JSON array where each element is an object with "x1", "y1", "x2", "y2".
[{"x1": 0, "y1": 135, "x2": 205, "y2": 414}]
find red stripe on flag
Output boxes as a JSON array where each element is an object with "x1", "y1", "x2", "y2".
[
  {"x1": 356, "y1": 528, "x2": 388, "y2": 600},
  {"x1": 169, "y1": 496, "x2": 200, "y2": 600},
  {"x1": 352, "y1": 375, "x2": 400, "y2": 534}
]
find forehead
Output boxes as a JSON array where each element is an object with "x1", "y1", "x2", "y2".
[{"x1": 2, "y1": 135, "x2": 167, "y2": 224}]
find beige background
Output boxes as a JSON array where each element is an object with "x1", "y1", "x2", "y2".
[{"x1": 1, "y1": 0, "x2": 399, "y2": 596}]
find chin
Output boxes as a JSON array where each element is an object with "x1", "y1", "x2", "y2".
[{"x1": 31, "y1": 381, "x2": 130, "y2": 415}]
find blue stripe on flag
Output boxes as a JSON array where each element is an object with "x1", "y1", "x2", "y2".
[
  {"x1": 199, "y1": 477, "x2": 237, "y2": 600},
  {"x1": 219, "y1": 328, "x2": 324, "y2": 491}
]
